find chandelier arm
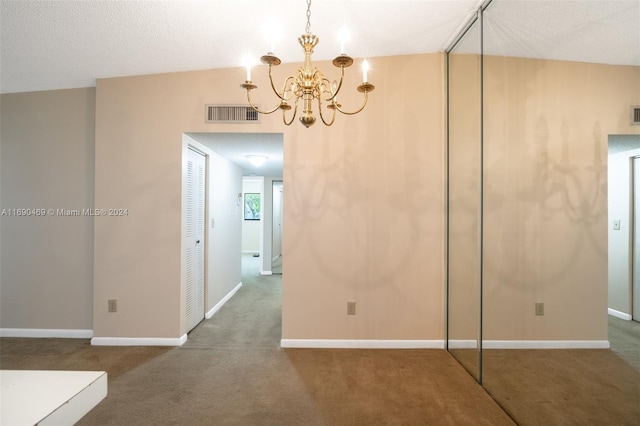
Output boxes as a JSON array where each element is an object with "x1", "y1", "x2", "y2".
[
  {"x1": 246, "y1": 90, "x2": 283, "y2": 115},
  {"x1": 267, "y1": 65, "x2": 294, "y2": 101},
  {"x1": 319, "y1": 77, "x2": 335, "y2": 101},
  {"x1": 317, "y1": 96, "x2": 336, "y2": 126},
  {"x1": 282, "y1": 98, "x2": 299, "y2": 125},
  {"x1": 326, "y1": 67, "x2": 346, "y2": 102},
  {"x1": 333, "y1": 91, "x2": 370, "y2": 116},
  {"x1": 279, "y1": 76, "x2": 297, "y2": 101}
]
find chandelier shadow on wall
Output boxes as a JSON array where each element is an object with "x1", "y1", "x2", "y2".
[{"x1": 240, "y1": 0, "x2": 375, "y2": 128}]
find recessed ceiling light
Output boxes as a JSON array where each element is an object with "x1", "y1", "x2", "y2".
[{"x1": 247, "y1": 155, "x2": 268, "y2": 167}]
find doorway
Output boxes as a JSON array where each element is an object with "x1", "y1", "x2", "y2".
[
  {"x1": 632, "y1": 156, "x2": 640, "y2": 321},
  {"x1": 183, "y1": 132, "x2": 283, "y2": 307},
  {"x1": 608, "y1": 135, "x2": 640, "y2": 323},
  {"x1": 272, "y1": 181, "x2": 283, "y2": 274}
]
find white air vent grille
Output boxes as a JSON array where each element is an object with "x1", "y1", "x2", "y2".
[
  {"x1": 632, "y1": 106, "x2": 640, "y2": 125},
  {"x1": 206, "y1": 105, "x2": 259, "y2": 123}
]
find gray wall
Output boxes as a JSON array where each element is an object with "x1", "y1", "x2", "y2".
[{"x1": 1, "y1": 88, "x2": 95, "y2": 332}]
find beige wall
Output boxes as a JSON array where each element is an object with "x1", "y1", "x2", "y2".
[
  {"x1": 0, "y1": 88, "x2": 95, "y2": 331},
  {"x1": 92, "y1": 53, "x2": 447, "y2": 341},
  {"x1": 482, "y1": 58, "x2": 640, "y2": 341},
  {"x1": 2, "y1": 53, "x2": 636, "y2": 344},
  {"x1": 92, "y1": 71, "x2": 226, "y2": 339},
  {"x1": 281, "y1": 54, "x2": 447, "y2": 340}
]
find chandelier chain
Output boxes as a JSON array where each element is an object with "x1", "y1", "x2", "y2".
[{"x1": 305, "y1": 0, "x2": 312, "y2": 34}]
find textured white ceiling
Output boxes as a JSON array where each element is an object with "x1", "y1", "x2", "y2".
[
  {"x1": 187, "y1": 132, "x2": 284, "y2": 176},
  {"x1": 0, "y1": 0, "x2": 480, "y2": 94},
  {"x1": 482, "y1": 0, "x2": 640, "y2": 65},
  {"x1": 1, "y1": 1, "x2": 637, "y2": 95}
]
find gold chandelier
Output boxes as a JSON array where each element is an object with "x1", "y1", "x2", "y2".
[{"x1": 240, "y1": 0, "x2": 375, "y2": 128}]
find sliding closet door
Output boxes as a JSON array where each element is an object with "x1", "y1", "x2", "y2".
[
  {"x1": 447, "y1": 14, "x2": 483, "y2": 382},
  {"x1": 481, "y1": 1, "x2": 613, "y2": 421}
]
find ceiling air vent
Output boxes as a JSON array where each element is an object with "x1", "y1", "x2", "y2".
[
  {"x1": 205, "y1": 105, "x2": 259, "y2": 123},
  {"x1": 632, "y1": 106, "x2": 640, "y2": 126}
]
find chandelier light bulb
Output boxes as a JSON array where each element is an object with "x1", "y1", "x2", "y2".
[{"x1": 242, "y1": 55, "x2": 254, "y2": 81}]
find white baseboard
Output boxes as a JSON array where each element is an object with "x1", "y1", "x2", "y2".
[
  {"x1": 89, "y1": 282, "x2": 244, "y2": 346},
  {"x1": 260, "y1": 271, "x2": 273, "y2": 276},
  {"x1": 608, "y1": 308, "x2": 632, "y2": 321},
  {"x1": 90, "y1": 334, "x2": 187, "y2": 347},
  {"x1": 0, "y1": 328, "x2": 93, "y2": 339},
  {"x1": 483, "y1": 340, "x2": 610, "y2": 349},
  {"x1": 205, "y1": 282, "x2": 242, "y2": 319},
  {"x1": 280, "y1": 339, "x2": 445, "y2": 349},
  {"x1": 448, "y1": 339, "x2": 610, "y2": 349}
]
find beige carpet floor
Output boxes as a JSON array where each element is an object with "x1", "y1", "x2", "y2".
[
  {"x1": 482, "y1": 347, "x2": 639, "y2": 425},
  {"x1": 1, "y1": 255, "x2": 638, "y2": 424},
  {"x1": 1, "y1": 255, "x2": 512, "y2": 425},
  {"x1": 448, "y1": 317, "x2": 639, "y2": 425}
]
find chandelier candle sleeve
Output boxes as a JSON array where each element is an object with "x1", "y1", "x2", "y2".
[
  {"x1": 239, "y1": 0, "x2": 375, "y2": 128},
  {"x1": 339, "y1": 27, "x2": 349, "y2": 55},
  {"x1": 362, "y1": 60, "x2": 369, "y2": 83}
]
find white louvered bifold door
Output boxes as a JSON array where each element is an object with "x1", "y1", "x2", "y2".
[{"x1": 186, "y1": 148, "x2": 206, "y2": 332}]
